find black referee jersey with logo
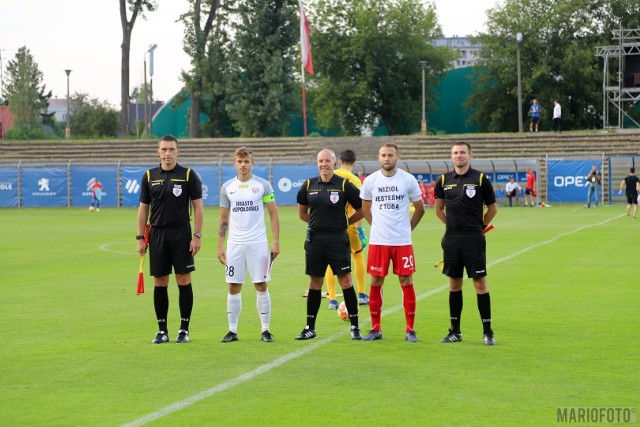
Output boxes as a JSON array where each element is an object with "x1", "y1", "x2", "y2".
[
  {"x1": 296, "y1": 175, "x2": 362, "y2": 231},
  {"x1": 140, "y1": 164, "x2": 203, "y2": 228},
  {"x1": 434, "y1": 168, "x2": 496, "y2": 231}
]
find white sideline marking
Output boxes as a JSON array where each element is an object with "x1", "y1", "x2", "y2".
[{"x1": 121, "y1": 215, "x2": 622, "y2": 427}]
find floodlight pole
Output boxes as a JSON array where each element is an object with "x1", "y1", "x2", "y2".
[
  {"x1": 420, "y1": 60, "x2": 428, "y2": 135},
  {"x1": 64, "y1": 69, "x2": 72, "y2": 138},
  {"x1": 145, "y1": 44, "x2": 157, "y2": 136},
  {"x1": 516, "y1": 33, "x2": 523, "y2": 133}
]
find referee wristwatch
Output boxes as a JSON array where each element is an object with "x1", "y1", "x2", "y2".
[
  {"x1": 194, "y1": 232, "x2": 202, "y2": 239},
  {"x1": 135, "y1": 235, "x2": 145, "y2": 240}
]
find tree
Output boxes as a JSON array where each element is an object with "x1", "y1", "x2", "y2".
[
  {"x1": 69, "y1": 93, "x2": 119, "y2": 138},
  {"x1": 180, "y1": 0, "x2": 219, "y2": 138},
  {"x1": 3, "y1": 46, "x2": 51, "y2": 128},
  {"x1": 307, "y1": 0, "x2": 451, "y2": 135},
  {"x1": 467, "y1": 0, "x2": 640, "y2": 132},
  {"x1": 119, "y1": 0, "x2": 156, "y2": 137},
  {"x1": 224, "y1": 0, "x2": 299, "y2": 137}
]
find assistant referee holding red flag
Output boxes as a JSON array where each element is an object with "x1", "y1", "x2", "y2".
[{"x1": 136, "y1": 135, "x2": 204, "y2": 344}]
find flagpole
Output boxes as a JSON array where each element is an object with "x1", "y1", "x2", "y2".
[{"x1": 301, "y1": 61, "x2": 308, "y2": 137}]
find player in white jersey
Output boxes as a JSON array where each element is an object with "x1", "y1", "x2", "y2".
[
  {"x1": 218, "y1": 147, "x2": 280, "y2": 343},
  {"x1": 360, "y1": 143, "x2": 425, "y2": 342}
]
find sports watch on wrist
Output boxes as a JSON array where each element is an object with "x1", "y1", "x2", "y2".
[
  {"x1": 194, "y1": 232, "x2": 202, "y2": 239},
  {"x1": 135, "y1": 235, "x2": 145, "y2": 240}
]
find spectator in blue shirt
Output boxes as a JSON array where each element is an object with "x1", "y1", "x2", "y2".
[{"x1": 529, "y1": 98, "x2": 542, "y2": 132}]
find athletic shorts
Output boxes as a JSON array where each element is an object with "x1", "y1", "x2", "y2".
[
  {"x1": 525, "y1": 188, "x2": 534, "y2": 195},
  {"x1": 149, "y1": 224, "x2": 195, "y2": 277},
  {"x1": 225, "y1": 241, "x2": 271, "y2": 284},
  {"x1": 441, "y1": 231, "x2": 486, "y2": 279},
  {"x1": 347, "y1": 225, "x2": 366, "y2": 254},
  {"x1": 530, "y1": 117, "x2": 540, "y2": 124},
  {"x1": 367, "y1": 244, "x2": 416, "y2": 278},
  {"x1": 305, "y1": 230, "x2": 351, "y2": 277},
  {"x1": 626, "y1": 193, "x2": 639, "y2": 204}
]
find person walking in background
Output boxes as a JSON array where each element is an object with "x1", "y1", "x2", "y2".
[
  {"x1": 529, "y1": 98, "x2": 542, "y2": 132},
  {"x1": 553, "y1": 99, "x2": 562, "y2": 132},
  {"x1": 136, "y1": 134, "x2": 204, "y2": 344},
  {"x1": 325, "y1": 149, "x2": 369, "y2": 310},
  {"x1": 619, "y1": 167, "x2": 640, "y2": 219},
  {"x1": 218, "y1": 147, "x2": 280, "y2": 343},
  {"x1": 505, "y1": 176, "x2": 521, "y2": 207},
  {"x1": 89, "y1": 178, "x2": 104, "y2": 211},
  {"x1": 295, "y1": 149, "x2": 364, "y2": 341},
  {"x1": 525, "y1": 168, "x2": 536, "y2": 207},
  {"x1": 585, "y1": 164, "x2": 602, "y2": 208},
  {"x1": 360, "y1": 143, "x2": 425, "y2": 343},
  {"x1": 434, "y1": 142, "x2": 498, "y2": 346}
]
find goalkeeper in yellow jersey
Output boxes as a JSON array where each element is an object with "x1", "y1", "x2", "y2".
[{"x1": 326, "y1": 149, "x2": 369, "y2": 309}]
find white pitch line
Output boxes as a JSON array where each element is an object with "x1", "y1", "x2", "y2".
[{"x1": 121, "y1": 215, "x2": 623, "y2": 427}]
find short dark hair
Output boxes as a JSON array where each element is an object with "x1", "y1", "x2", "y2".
[
  {"x1": 453, "y1": 141, "x2": 472, "y2": 152},
  {"x1": 340, "y1": 149, "x2": 356, "y2": 164},
  {"x1": 381, "y1": 143, "x2": 399, "y2": 154},
  {"x1": 631, "y1": 167, "x2": 636, "y2": 174},
  {"x1": 158, "y1": 134, "x2": 178, "y2": 148}
]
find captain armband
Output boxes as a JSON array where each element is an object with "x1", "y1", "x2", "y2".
[{"x1": 263, "y1": 193, "x2": 275, "y2": 203}]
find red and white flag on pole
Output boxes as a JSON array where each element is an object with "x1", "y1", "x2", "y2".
[{"x1": 299, "y1": 0, "x2": 314, "y2": 75}]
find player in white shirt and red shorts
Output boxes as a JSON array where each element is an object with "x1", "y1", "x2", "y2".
[
  {"x1": 218, "y1": 147, "x2": 280, "y2": 343},
  {"x1": 360, "y1": 143, "x2": 425, "y2": 342}
]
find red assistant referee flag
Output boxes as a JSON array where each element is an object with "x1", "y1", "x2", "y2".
[{"x1": 299, "y1": 0, "x2": 314, "y2": 75}]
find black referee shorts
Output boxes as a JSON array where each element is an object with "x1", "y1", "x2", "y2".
[
  {"x1": 441, "y1": 231, "x2": 487, "y2": 279},
  {"x1": 149, "y1": 224, "x2": 195, "y2": 277},
  {"x1": 305, "y1": 230, "x2": 351, "y2": 277}
]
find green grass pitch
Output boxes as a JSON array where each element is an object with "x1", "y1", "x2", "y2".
[{"x1": 0, "y1": 204, "x2": 638, "y2": 426}]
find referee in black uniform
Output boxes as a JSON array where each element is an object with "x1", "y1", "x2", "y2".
[
  {"x1": 137, "y1": 134, "x2": 204, "y2": 345},
  {"x1": 434, "y1": 142, "x2": 498, "y2": 345},
  {"x1": 295, "y1": 149, "x2": 364, "y2": 341}
]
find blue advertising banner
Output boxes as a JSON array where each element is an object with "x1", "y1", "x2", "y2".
[
  {"x1": 192, "y1": 165, "x2": 219, "y2": 206},
  {"x1": 0, "y1": 167, "x2": 19, "y2": 207},
  {"x1": 71, "y1": 166, "x2": 118, "y2": 207},
  {"x1": 272, "y1": 164, "x2": 317, "y2": 205},
  {"x1": 121, "y1": 166, "x2": 154, "y2": 207},
  {"x1": 494, "y1": 171, "x2": 527, "y2": 183},
  {"x1": 547, "y1": 160, "x2": 599, "y2": 202},
  {"x1": 21, "y1": 167, "x2": 68, "y2": 207}
]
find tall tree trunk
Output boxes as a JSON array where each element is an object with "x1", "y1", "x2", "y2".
[
  {"x1": 120, "y1": 27, "x2": 132, "y2": 137},
  {"x1": 190, "y1": 92, "x2": 201, "y2": 137},
  {"x1": 119, "y1": 0, "x2": 145, "y2": 138},
  {"x1": 188, "y1": 0, "x2": 219, "y2": 138}
]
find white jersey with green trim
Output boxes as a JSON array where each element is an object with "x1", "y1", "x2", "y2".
[
  {"x1": 220, "y1": 175, "x2": 274, "y2": 244},
  {"x1": 360, "y1": 168, "x2": 422, "y2": 246}
]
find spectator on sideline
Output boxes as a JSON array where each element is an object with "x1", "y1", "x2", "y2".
[
  {"x1": 619, "y1": 167, "x2": 640, "y2": 219},
  {"x1": 89, "y1": 178, "x2": 104, "y2": 211},
  {"x1": 505, "y1": 176, "x2": 521, "y2": 207},
  {"x1": 419, "y1": 179, "x2": 429, "y2": 205},
  {"x1": 529, "y1": 98, "x2": 542, "y2": 132},
  {"x1": 434, "y1": 141, "x2": 498, "y2": 346},
  {"x1": 325, "y1": 149, "x2": 369, "y2": 309},
  {"x1": 585, "y1": 164, "x2": 602, "y2": 208},
  {"x1": 553, "y1": 99, "x2": 562, "y2": 132},
  {"x1": 525, "y1": 168, "x2": 536, "y2": 207},
  {"x1": 360, "y1": 143, "x2": 425, "y2": 343},
  {"x1": 217, "y1": 146, "x2": 280, "y2": 343},
  {"x1": 295, "y1": 149, "x2": 364, "y2": 341},
  {"x1": 136, "y1": 134, "x2": 204, "y2": 344}
]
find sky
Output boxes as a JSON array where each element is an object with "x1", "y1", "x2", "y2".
[{"x1": 1, "y1": 0, "x2": 498, "y2": 107}]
